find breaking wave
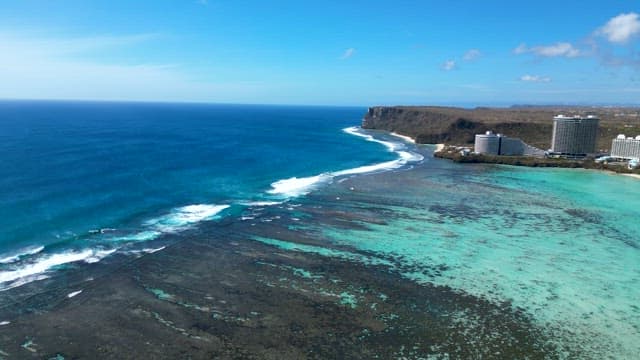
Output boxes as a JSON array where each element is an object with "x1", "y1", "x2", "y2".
[
  {"x1": 0, "y1": 249, "x2": 113, "y2": 291},
  {"x1": 0, "y1": 127, "x2": 419, "y2": 291},
  {"x1": 268, "y1": 127, "x2": 423, "y2": 198},
  {"x1": 0, "y1": 204, "x2": 230, "y2": 291}
]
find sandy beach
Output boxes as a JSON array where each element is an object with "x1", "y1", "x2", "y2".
[
  {"x1": 390, "y1": 132, "x2": 415, "y2": 143},
  {"x1": 388, "y1": 132, "x2": 445, "y2": 154},
  {"x1": 621, "y1": 173, "x2": 640, "y2": 180}
]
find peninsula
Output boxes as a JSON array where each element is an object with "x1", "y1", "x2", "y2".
[{"x1": 362, "y1": 105, "x2": 640, "y2": 174}]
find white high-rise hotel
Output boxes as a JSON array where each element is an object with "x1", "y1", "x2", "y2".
[{"x1": 611, "y1": 135, "x2": 640, "y2": 160}]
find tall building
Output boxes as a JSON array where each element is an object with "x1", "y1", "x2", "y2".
[
  {"x1": 611, "y1": 134, "x2": 640, "y2": 160},
  {"x1": 474, "y1": 131, "x2": 524, "y2": 155},
  {"x1": 550, "y1": 115, "x2": 599, "y2": 156}
]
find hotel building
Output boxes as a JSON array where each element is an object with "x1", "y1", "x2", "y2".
[
  {"x1": 611, "y1": 135, "x2": 640, "y2": 160},
  {"x1": 551, "y1": 115, "x2": 599, "y2": 156},
  {"x1": 474, "y1": 131, "x2": 524, "y2": 156}
]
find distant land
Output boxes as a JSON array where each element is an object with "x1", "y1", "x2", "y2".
[{"x1": 362, "y1": 106, "x2": 640, "y2": 151}]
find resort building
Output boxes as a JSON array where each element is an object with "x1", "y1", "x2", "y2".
[
  {"x1": 611, "y1": 134, "x2": 640, "y2": 160},
  {"x1": 474, "y1": 131, "x2": 524, "y2": 156},
  {"x1": 550, "y1": 115, "x2": 599, "y2": 156}
]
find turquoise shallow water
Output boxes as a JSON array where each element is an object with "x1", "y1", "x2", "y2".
[{"x1": 259, "y1": 149, "x2": 640, "y2": 358}]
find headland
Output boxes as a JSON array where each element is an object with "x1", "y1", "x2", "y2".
[{"x1": 363, "y1": 105, "x2": 640, "y2": 175}]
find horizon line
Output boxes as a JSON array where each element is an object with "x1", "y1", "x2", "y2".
[{"x1": 1, "y1": 97, "x2": 639, "y2": 109}]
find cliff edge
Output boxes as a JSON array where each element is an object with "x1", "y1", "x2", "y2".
[{"x1": 362, "y1": 106, "x2": 639, "y2": 151}]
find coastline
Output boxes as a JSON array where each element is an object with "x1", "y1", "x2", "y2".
[
  {"x1": 390, "y1": 131, "x2": 416, "y2": 144},
  {"x1": 388, "y1": 131, "x2": 444, "y2": 153},
  {"x1": 620, "y1": 173, "x2": 640, "y2": 180},
  {"x1": 0, "y1": 130, "x2": 638, "y2": 358},
  {"x1": 433, "y1": 145, "x2": 640, "y2": 178},
  {"x1": 363, "y1": 105, "x2": 640, "y2": 152}
]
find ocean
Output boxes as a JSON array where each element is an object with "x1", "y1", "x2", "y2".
[
  {"x1": 0, "y1": 101, "x2": 638, "y2": 358},
  {"x1": 0, "y1": 101, "x2": 414, "y2": 289}
]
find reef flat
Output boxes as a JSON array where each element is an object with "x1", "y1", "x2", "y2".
[
  {"x1": 0, "y1": 208, "x2": 549, "y2": 359},
  {"x1": 0, "y1": 143, "x2": 638, "y2": 359}
]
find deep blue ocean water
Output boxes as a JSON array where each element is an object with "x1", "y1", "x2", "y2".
[{"x1": 0, "y1": 101, "x2": 417, "y2": 290}]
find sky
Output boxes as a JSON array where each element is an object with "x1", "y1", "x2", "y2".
[{"x1": 0, "y1": 0, "x2": 639, "y2": 106}]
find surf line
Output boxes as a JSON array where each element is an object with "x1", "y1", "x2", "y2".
[{"x1": 267, "y1": 127, "x2": 424, "y2": 198}]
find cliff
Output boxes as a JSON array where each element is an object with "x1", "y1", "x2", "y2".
[{"x1": 362, "y1": 106, "x2": 640, "y2": 151}]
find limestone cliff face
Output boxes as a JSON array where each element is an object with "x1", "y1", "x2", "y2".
[
  {"x1": 362, "y1": 106, "x2": 490, "y2": 145},
  {"x1": 362, "y1": 106, "x2": 554, "y2": 148}
]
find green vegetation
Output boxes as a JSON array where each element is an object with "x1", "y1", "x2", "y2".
[
  {"x1": 434, "y1": 148, "x2": 640, "y2": 174},
  {"x1": 363, "y1": 106, "x2": 640, "y2": 151}
]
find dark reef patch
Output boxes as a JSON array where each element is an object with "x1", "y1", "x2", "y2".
[{"x1": 0, "y1": 154, "x2": 562, "y2": 359}]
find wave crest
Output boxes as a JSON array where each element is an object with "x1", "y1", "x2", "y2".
[
  {"x1": 0, "y1": 246, "x2": 45, "y2": 264},
  {"x1": 0, "y1": 249, "x2": 114, "y2": 291},
  {"x1": 268, "y1": 127, "x2": 423, "y2": 198},
  {"x1": 144, "y1": 204, "x2": 230, "y2": 233},
  {"x1": 267, "y1": 174, "x2": 334, "y2": 197}
]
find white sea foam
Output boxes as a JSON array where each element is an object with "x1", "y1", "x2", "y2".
[
  {"x1": 333, "y1": 159, "x2": 402, "y2": 177},
  {"x1": 112, "y1": 230, "x2": 162, "y2": 242},
  {"x1": 145, "y1": 204, "x2": 230, "y2": 232},
  {"x1": 124, "y1": 246, "x2": 167, "y2": 256},
  {"x1": 67, "y1": 290, "x2": 82, "y2": 298},
  {"x1": 398, "y1": 150, "x2": 424, "y2": 162},
  {"x1": 0, "y1": 249, "x2": 97, "y2": 291},
  {"x1": 267, "y1": 174, "x2": 333, "y2": 197},
  {"x1": 0, "y1": 321, "x2": 9, "y2": 326},
  {"x1": 1, "y1": 202, "x2": 229, "y2": 291},
  {"x1": 84, "y1": 249, "x2": 117, "y2": 264},
  {"x1": 342, "y1": 127, "x2": 423, "y2": 165},
  {"x1": 143, "y1": 246, "x2": 166, "y2": 254},
  {"x1": 239, "y1": 201, "x2": 284, "y2": 207},
  {"x1": 89, "y1": 228, "x2": 116, "y2": 234},
  {"x1": 0, "y1": 246, "x2": 45, "y2": 264},
  {"x1": 390, "y1": 132, "x2": 416, "y2": 143},
  {"x1": 110, "y1": 205, "x2": 228, "y2": 244},
  {"x1": 343, "y1": 126, "x2": 400, "y2": 152},
  {"x1": 268, "y1": 127, "x2": 423, "y2": 198}
]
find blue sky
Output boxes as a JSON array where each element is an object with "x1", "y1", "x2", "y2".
[{"x1": 0, "y1": 0, "x2": 639, "y2": 106}]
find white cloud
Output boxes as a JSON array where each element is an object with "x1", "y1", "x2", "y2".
[
  {"x1": 340, "y1": 48, "x2": 356, "y2": 59},
  {"x1": 513, "y1": 43, "x2": 528, "y2": 55},
  {"x1": 463, "y1": 49, "x2": 481, "y2": 61},
  {"x1": 597, "y1": 12, "x2": 640, "y2": 43},
  {"x1": 0, "y1": 32, "x2": 263, "y2": 102},
  {"x1": 520, "y1": 74, "x2": 552, "y2": 83},
  {"x1": 514, "y1": 42, "x2": 581, "y2": 58},
  {"x1": 442, "y1": 59, "x2": 456, "y2": 71}
]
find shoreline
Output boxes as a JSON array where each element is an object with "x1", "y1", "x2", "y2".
[
  {"x1": 390, "y1": 131, "x2": 415, "y2": 143},
  {"x1": 620, "y1": 173, "x2": 640, "y2": 180},
  {"x1": 387, "y1": 131, "x2": 444, "y2": 153},
  {"x1": 433, "y1": 145, "x2": 640, "y2": 178},
  {"x1": 363, "y1": 105, "x2": 640, "y2": 153}
]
